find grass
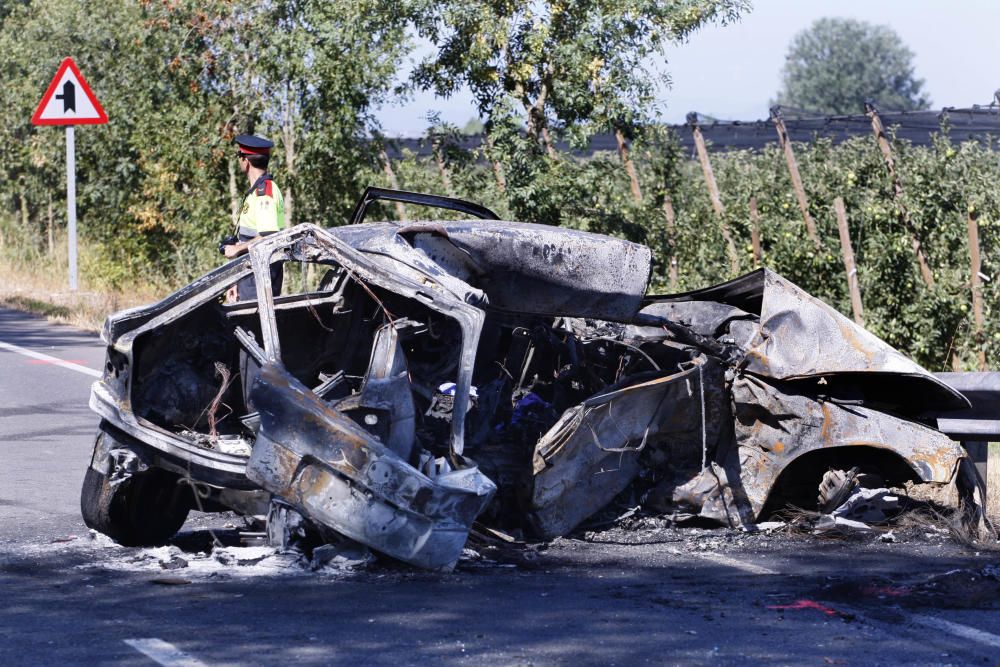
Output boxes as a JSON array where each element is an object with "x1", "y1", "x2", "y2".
[
  {"x1": 0, "y1": 248, "x2": 161, "y2": 332},
  {"x1": 0, "y1": 294, "x2": 72, "y2": 319}
]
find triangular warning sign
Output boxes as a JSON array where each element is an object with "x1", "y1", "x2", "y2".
[{"x1": 32, "y1": 57, "x2": 108, "y2": 126}]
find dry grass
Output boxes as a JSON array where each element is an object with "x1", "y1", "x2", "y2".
[{"x1": 0, "y1": 255, "x2": 160, "y2": 332}]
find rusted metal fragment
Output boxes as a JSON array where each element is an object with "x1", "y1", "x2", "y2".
[
  {"x1": 645, "y1": 269, "x2": 968, "y2": 412},
  {"x1": 672, "y1": 462, "x2": 752, "y2": 527},
  {"x1": 334, "y1": 324, "x2": 416, "y2": 462},
  {"x1": 246, "y1": 364, "x2": 495, "y2": 570},
  {"x1": 956, "y1": 458, "x2": 994, "y2": 537},
  {"x1": 529, "y1": 358, "x2": 723, "y2": 538},
  {"x1": 731, "y1": 374, "x2": 972, "y2": 518}
]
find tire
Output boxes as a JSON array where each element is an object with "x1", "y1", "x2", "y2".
[{"x1": 81, "y1": 464, "x2": 192, "y2": 547}]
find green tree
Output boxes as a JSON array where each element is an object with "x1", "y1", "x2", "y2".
[
  {"x1": 261, "y1": 0, "x2": 411, "y2": 227},
  {"x1": 0, "y1": 0, "x2": 408, "y2": 286},
  {"x1": 773, "y1": 17, "x2": 930, "y2": 114},
  {"x1": 410, "y1": 0, "x2": 748, "y2": 225},
  {"x1": 414, "y1": 1, "x2": 748, "y2": 147}
]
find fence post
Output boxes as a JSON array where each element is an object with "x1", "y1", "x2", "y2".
[
  {"x1": 378, "y1": 148, "x2": 408, "y2": 221},
  {"x1": 967, "y1": 212, "x2": 988, "y2": 370},
  {"x1": 865, "y1": 102, "x2": 936, "y2": 288},
  {"x1": 484, "y1": 135, "x2": 507, "y2": 193},
  {"x1": 770, "y1": 107, "x2": 821, "y2": 247},
  {"x1": 662, "y1": 193, "x2": 679, "y2": 287},
  {"x1": 833, "y1": 197, "x2": 865, "y2": 325},
  {"x1": 432, "y1": 138, "x2": 456, "y2": 197},
  {"x1": 614, "y1": 127, "x2": 643, "y2": 203},
  {"x1": 688, "y1": 112, "x2": 739, "y2": 275},
  {"x1": 749, "y1": 197, "x2": 762, "y2": 267}
]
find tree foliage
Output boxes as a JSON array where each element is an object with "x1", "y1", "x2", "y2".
[
  {"x1": 1, "y1": 2, "x2": 996, "y2": 372},
  {"x1": 0, "y1": 0, "x2": 408, "y2": 284},
  {"x1": 413, "y1": 1, "x2": 747, "y2": 143},
  {"x1": 773, "y1": 17, "x2": 930, "y2": 114},
  {"x1": 386, "y1": 124, "x2": 999, "y2": 372},
  {"x1": 408, "y1": 0, "x2": 748, "y2": 226}
]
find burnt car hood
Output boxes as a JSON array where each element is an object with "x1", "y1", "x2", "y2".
[
  {"x1": 640, "y1": 268, "x2": 968, "y2": 413},
  {"x1": 329, "y1": 220, "x2": 652, "y2": 322}
]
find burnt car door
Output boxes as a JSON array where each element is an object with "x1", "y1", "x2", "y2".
[{"x1": 236, "y1": 225, "x2": 496, "y2": 569}]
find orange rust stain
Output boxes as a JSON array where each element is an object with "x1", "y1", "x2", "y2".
[
  {"x1": 820, "y1": 402, "x2": 832, "y2": 444},
  {"x1": 836, "y1": 318, "x2": 875, "y2": 364},
  {"x1": 746, "y1": 349, "x2": 771, "y2": 374},
  {"x1": 773, "y1": 441, "x2": 785, "y2": 454}
]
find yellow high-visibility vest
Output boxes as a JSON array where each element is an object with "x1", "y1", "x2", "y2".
[{"x1": 237, "y1": 177, "x2": 286, "y2": 240}]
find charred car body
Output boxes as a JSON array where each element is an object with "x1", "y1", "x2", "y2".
[{"x1": 83, "y1": 188, "x2": 989, "y2": 569}]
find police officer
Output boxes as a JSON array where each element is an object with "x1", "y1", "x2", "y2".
[{"x1": 223, "y1": 134, "x2": 286, "y2": 301}]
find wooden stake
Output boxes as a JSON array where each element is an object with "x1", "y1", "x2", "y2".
[
  {"x1": 865, "y1": 102, "x2": 935, "y2": 288},
  {"x1": 484, "y1": 135, "x2": 506, "y2": 193},
  {"x1": 770, "y1": 107, "x2": 820, "y2": 247},
  {"x1": 833, "y1": 197, "x2": 865, "y2": 325},
  {"x1": 19, "y1": 184, "x2": 29, "y2": 239},
  {"x1": 433, "y1": 139, "x2": 455, "y2": 197},
  {"x1": 378, "y1": 149, "x2": 407, "y2": 221},
  {"x1": 967, "y1": 212, "x2": 987, "y2": 370},
  {"x1": 615, "y1": 127, "x2": 643, "y2": 203},
  {"x1": 662, "y1": 193, "x2": 679, "y2": 288},
  {"x1": 749, "y1": 197, "x2": 762, "y2": 267},
  {"x1": 688, "y1": 113, "x2": 739, "y2": 275}
]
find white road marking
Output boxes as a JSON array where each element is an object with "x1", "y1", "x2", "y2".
[
  {"x1": 0, "y1": 339, "x2": 101, "y2": 378},
  {"x1": 909, "y1": 614, "x2": 1000, "y2": 650},
  {"x1": 124, "y1": 638, "x2": 208, "y2": 667},
  {"x1": 693, "y1": 551, "x2": 779, "y2": 576}
]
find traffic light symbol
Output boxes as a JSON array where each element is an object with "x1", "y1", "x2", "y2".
[{"x1": 55, "y1": 81, "x2": 76, "y2": 113}]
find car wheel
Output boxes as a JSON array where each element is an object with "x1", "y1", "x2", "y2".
[{"x1": 81, "y1": 463, "x2": 192, "y2": 547}]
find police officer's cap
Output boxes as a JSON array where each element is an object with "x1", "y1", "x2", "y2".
[{"x1": 235, "y1": 134, "x2": 274, "y2": 156}]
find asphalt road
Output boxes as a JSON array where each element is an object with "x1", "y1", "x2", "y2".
[{"x1": 1, "y1": 305, "x2": 999, "y2": 666}]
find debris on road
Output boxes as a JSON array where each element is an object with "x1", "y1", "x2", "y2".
[
  {"x1": 822, "y1": 563, "x2": 1000, "y2": 609},
  {"x1": 766, "y1": 599, "x2": 850, "y2": 619},
  {"x1": 80, "y1": 187, "x2": 993, "y2": 570}
]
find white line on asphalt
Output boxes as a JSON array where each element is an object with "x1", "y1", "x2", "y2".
[
  {"x1": 693, "y1": 551, "x2": 779, "y2": 576},
  {"x1": 0, "y1": 340, "x2": 101, "y2": 378},
  {"x1": 909, "y1": 613, "x2": 1000, "y2": 650},
  {"x1": 124, "y1": 638, "x2": 208, "y2": 667}
]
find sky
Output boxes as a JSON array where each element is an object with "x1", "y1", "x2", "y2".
[{"x1": 376, "y1": 0, "x2": 1000, "y2": 136}]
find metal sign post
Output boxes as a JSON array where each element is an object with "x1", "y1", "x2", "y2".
[
  {"x1": 66, "y1": 126, "x2": 77, "y2": 290},
  {"x1": 31, "y1": 57, "x2": 107, "y2": 291}
]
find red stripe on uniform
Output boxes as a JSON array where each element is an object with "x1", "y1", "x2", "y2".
[{"x1": 264, "y1": 180, "x2": 273, "y2": 197}]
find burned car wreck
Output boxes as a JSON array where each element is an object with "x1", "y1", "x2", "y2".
[{"x1": 83, "y1": 188, "x2": 989, "y2": 569}]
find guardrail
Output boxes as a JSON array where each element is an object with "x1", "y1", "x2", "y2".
[{"x1": 934, "y1": 372, "x2": 1000, "y2": 487}]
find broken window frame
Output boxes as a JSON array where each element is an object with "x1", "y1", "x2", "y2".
[{"x1": 244, "y1": 226, "x2": 487, "y2": 459}]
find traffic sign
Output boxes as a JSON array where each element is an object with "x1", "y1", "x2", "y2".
[
  {"x1": 32, "y1": 57, "x2": 107, "y2": 126},
  {"x1": 32, "y1": 57, "x2": 108, "y2": 291}
]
